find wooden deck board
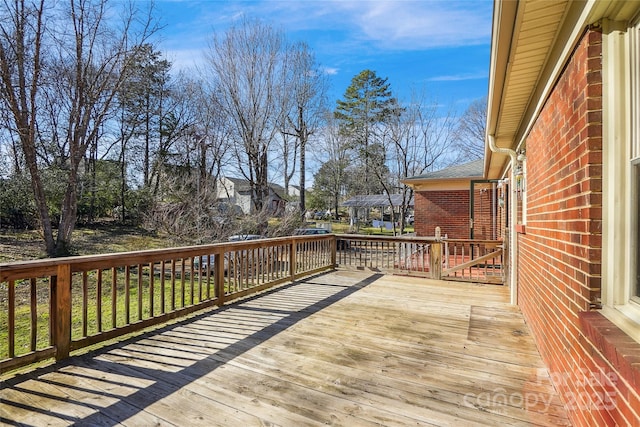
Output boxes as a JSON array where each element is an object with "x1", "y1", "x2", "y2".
[{"x1": 1, "y1": 270, "x2": 570, "y2": 426}]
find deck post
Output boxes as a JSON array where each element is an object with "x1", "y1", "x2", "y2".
[
  {"x1": 289, "y1": 239, "x2": 297, "y2": 282},
  {"x1": 430, "y1": 227, "x2": 443, "y2": 280},
  {"x1": 215, "y1": 252, "x2": 225, "y2": 306},
  {"x1": 430, "y1": 243, "x2": 442, "y2": 280},
  {"x1": 331, "y1": 236, "x2": 337, "y2": 268},
  {"x1": 54, "y1": 263, "x2": 72, "y2": 361}
]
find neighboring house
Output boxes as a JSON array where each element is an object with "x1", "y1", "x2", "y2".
[
  {"x1": 215, "y1": 177, "x2": 286, "y2": 216},
  {"x1": 402, "y1": 160, "x2": 499, "y2": 239},
  {"x1": 486, "y1": 1, "x2": 639, "y2": 425}
]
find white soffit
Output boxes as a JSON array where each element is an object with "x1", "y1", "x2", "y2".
[{"x1": 496, "y1": 0, "x2": 570, "y2": 147}]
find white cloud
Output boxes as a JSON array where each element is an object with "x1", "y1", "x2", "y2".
[
  {"x1": 321, "y1": 66, "x2": 339, "y2": 76},
  {"x1": 243, "y1": 1, "x2": 492, "y2": 50},
  {"x1": 161, "y1": 47, "x2": 206, "y2": 72},
  {"x1": 205, "y1": 1, "x2": 492, "y2": 50},
  {"x1": 153, "y1": 0, "x2": 492, "y2": 97},
  {"x1": 350, "y1": 1, "x2": 492, "y2": 49},
  {"x1": 428, "y1": 72, "x2": 488, "y2": 82}
]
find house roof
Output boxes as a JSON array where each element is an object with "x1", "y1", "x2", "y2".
[
  {"x1": 403, "y1": 160, "x2": 484, "y2": 182},
  {"x1": 222, "y1": 176, "x2": 286, "y2": 197},
  {"x1": 485, "y1": 0, "x2": 639, "y2": 179},
  {"x1": 268, "y1": 183, "x2": 287, "y2": 199},
  {"x1": 341, "y1": 194, "x2": 414, "y2": 208},
  {"x1": 223, "y1": 176, "x2": 252, "y2": 192}
]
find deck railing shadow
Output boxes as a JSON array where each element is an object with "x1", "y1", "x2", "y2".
[
  {"x1": 0, "y1": 235, "x2": 335, "y2": 373},
  {"x1": 1, "y1": 271, "x2": 382, "y2": 426}
]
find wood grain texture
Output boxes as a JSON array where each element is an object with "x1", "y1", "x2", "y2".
[{"x1": 1, "y1": 270, "x2": 569, "y2": 426}]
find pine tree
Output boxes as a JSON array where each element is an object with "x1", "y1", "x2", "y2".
[{"x1": 334, "y1": 70, "x2": 400, "y2": 195}]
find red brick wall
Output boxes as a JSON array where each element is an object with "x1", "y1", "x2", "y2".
[
  {"x1": 413, "y1": 190, "x2": 470, "y2": 239},
  {"x1": 413, "y1": 187, "x2": 497, "y2": 240},
  {"x1": 516, "y1": 29, "x2": 639, "y2": 425}
]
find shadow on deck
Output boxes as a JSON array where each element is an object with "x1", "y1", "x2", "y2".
[{"x1": 0, "y1": 270, "x2": 569, "y2": 426}]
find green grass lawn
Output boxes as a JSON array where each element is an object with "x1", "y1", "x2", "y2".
[{"x1": 0, "y1": 269, "x2": 213, "y2": 360}]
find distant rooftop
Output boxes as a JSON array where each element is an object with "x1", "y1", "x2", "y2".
[{"x1": 403, "y1": 160, "x2": 484, "y2": 181}]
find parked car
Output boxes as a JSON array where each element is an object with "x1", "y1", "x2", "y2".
[
  {"x1": 294, "y1": 228, "x2": 330, "y2": 235},
  {"x1": 194, "y1": 234, "x2": 266, "y2": 273},
  {"x1": 406, "y1": 214, "x2": 414, "y2": 225},
  {"x1": 228, "y1": 234, "x2": 265, "y2": 242}
]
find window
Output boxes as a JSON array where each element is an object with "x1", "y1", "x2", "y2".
[
  {"x1": 629, "y1": 23, "x2": 640, "y2": 304},
  {"x1": 634, "y1": 160, "x2": 640, "y2": 304},
  {"x1": 601, "y1": 17, "x2": 640, "y2": 342},
  {"x1": 632, "y1": 20, "x2": 640, "y2": 305}
]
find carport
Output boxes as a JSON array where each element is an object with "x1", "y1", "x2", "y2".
[{"x1": 340, "y1": 194, "x2": 414, "y2": 232}]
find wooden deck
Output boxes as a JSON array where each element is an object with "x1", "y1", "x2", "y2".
[{"x1": 1, "y1": 270, "x2": 569, "y2": 426}]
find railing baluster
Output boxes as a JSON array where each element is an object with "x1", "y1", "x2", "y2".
[
  {"x1": 8, "y1": 280, "x2": 15, "y2": 358},
  {"x1": 149, "y1": 262, "x2": 155, "y2": 317},
  {"x1": 170, "y1": 260, "x2": 176, "y2": 311},
  {"x1": 96, "y1": 269, "x2": 103, "y2": 332},
  {"x1": 240, "y1": 250, "x2": 245, "y2": 290},
  {"x1": 137, "y1": 264, "x2": 143, "y2": 320},
  {"x1": 252, "y1": 248, "x2": 256, "y2": 287},
  {"x1": 161, "y1": 261, "x2": 166, "y2": 313},
  {"x1": 180, "y1": 259, "x2": 185, "y2": 308},
  {"x1": 49, "y1": 276, "x2": 56, "y2": 347},
  {"x1": 197, "y1": 257, "x2": 202, "y2": 303},
  {"x1": 125, "y1": 265, "x2": 131, "y2": 324},
  {"x1": 111, "y1": 267, "x2": 117, "y2": 329},
  {"x1": 30, "y1": 278, "x2": 37, "y2": 351},
  {"x1": 189, "y1": 258, "x2": 195, "y2": 305}
]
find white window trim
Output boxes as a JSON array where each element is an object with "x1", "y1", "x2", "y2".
[
  {"x1": 601, "y1": 18, "x2": 640, "y2": 343},
  {"x1": 520, "y1": 156, "x2": 527, "y2": 226}
]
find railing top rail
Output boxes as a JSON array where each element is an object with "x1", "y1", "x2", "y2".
[
  {"x1": 0, "y1": 234, "x2": 334, "y2": 282},
  {"x1": 334, "y1": 234, "x2": 439, "y2": 243},
  {"x1": 443, "y1": 239, "x2": 504, "y2": 244},
  {"x1": 334, "y1": 235, "x2": 502, "y2": 245},
  {"x1": 0, "y1": 233, "x2": 504, "y2": 282}
]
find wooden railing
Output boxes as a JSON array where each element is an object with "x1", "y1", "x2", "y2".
[
  {"x1": 0, "y1": 234, "x2": 334, "y2": 373},
  {"x1": 334, "y1": 234, "x2": 437, "y2": 274},
  {"x1": 0, "y1": 233, "x2": 502, "y2": 374},
  {"x1": 335, "y1": 234, "x2": 504, "y2": 284},
  {"x1": 441, "y1": 239, "x2": 504, "y2": 284}
]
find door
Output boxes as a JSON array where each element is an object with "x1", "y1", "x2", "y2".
[{"x1": 470, "y1": 180, "x2": 500, "y2": 239}]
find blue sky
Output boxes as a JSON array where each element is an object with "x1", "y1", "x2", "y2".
[{"x1": 152, "y1": 0, "x2": 493, "y2": 113}]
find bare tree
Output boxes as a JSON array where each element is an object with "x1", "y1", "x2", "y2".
[
  {"x1": 453, "y1": 96, "x2": 486, "y2": 161},
  {"x1": 312, "y1": 112, "x2": 351, "y2": 219},
  {"x1": 277, "y1": 41, "x2": 327, "y2": 217},
  {"x1": 142, "y1": 74, "x2": 235, "y2": 242},
  {"x1": 0, "y1": 0, "x2": 157, "y2": 256},
  {"x1": 0, "y1": 0, "x2": 52, "y2": 250},
  {"x1": 206, "y1": 19, "x2": 284, "y2": 219},
  {"x1": 379, "y1": 92, "x2": 457, "y2": 233}
]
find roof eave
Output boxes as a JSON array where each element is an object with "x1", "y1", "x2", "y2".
[
  {"x1": 402, "y1": 176, "x2": 484, "y2": 191},
  {"x1": 484, "y1": 0, "x2": 518, "y2": 173},
  {"x1": 485, "y1": 0, "x2": 640, "y2": 180}
]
